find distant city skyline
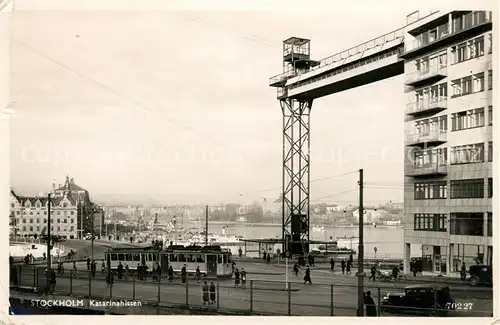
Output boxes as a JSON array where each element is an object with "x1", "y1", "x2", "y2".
[{"x1": 10, "y1": 5, "x2": 415, "y2": 205}]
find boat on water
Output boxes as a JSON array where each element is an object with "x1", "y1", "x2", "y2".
[{"x1": 336, "y1": 235, "x2": 359, "y2": 250}]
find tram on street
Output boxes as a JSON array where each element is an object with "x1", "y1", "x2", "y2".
[{"x1": 104, "y1": 244, "x2": 233, "y2": 278}]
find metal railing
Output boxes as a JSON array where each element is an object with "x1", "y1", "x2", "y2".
[
  {"x1": 10, "y1": 265, "x2": 493, "y2": 317},
  {"x1": 406, "y1": 97, "x2": 447, "y2": 115},
  {"x1": 405, "y1": 11, "x2": 492, "y2": 53},
  {"x1": 406, "y1": 163, "x2": 448, "y2": 176},
  {"x1": 405, "y1": 64, "x2": 447, "y2": 85},
  {"x1": 406, "y1": 129, "x2": 447, "y2": 145}
]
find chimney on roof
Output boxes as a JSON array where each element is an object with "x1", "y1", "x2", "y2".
[{"x1": 70, "y1": 178, "x2": 74, "y2": 184}]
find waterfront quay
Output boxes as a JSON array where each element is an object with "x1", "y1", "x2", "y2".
[{"x1": 11, "y1": 263, "x2": 492, "y2": 316}]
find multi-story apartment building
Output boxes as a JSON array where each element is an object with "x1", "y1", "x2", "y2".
[
  {"x1": 401, "y1": 11, "x2": 493, "y2": 275},
  {"x1": 9, "y1": 176, "x2": 103, "y2": 239},
  {"x1": 10, "y1": 189, "x2": 79, "y2": 239}
]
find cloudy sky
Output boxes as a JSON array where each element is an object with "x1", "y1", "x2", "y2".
[{"x1": 9, "y1": 0, "x2": 482, "y2": 205}]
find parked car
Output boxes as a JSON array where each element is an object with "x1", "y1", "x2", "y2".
[
  {"x1": 380, "y1": 284, "x2": 453, "y2": 316},
  {"x1": 468, "y1": 264, "x2": 492, "y2": 286}
]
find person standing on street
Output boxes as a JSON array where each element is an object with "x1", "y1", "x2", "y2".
[
  {"x1": 234, "y1": 268, "x2": 240, "y2": 287},
  {"x1": 330, "y1": 258, "x2": 335, "y2": 271},
  {"x1": 364, "y1": 291, "x2": 377, "y2": 316},
  {"x1": 241, "y1": 268, "x2": 247, "y2": 287},
  {"x1": 209, "y1": 281, "x2": 216, "y2": 304},
  {"x1": 202, "y1": 281, "x2": 209, "y2": 305},
  {"x1": 341, "y1": 260, "x2": 346, "y2": 274}
]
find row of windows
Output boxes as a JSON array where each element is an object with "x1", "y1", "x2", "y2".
[
  {"x1": 413, "y1": 83, "x2": 447, "y2": 105},
  {"x1": 414, "y1": 50, "x2": 447, "y2": 72},
  {"x1": 451, "y1": 72, "x2": 486, "y2": 98},
  {"x1": 451, "y1": 107, "x2": 490, "y2": 131},
  {"x1": 451, "y1": 35, "x2": 485, "y2": 65},
  {"x1": 16, "y1": 218, "x2": 75, "y2": 224},
  {"x1": 414, "y1": 115, "x2": 447, "y2": 134},
  {"x1": 11, "y1": 210, "x2": 76, "y2": 216},
  {"x1": 108, "y1": 253, "x2": 232, "y2": 264},
  {"x1": 12, "y1": 202, "x2": 73, "y2": 208},
  {"x1": 414, "y1": 178, "x2": 493, "y2": 199},
  {"x1": 413, "y1": 212, "x2": 492, "y2": 237},
  {"x1": 414, "y1": 213, "x2": 447, "y2": 232},
  {"x1": 449, "y1": 178, "x2": 493, "y2": 199},
  {"x1": 18, "y1": 226, "x2": 74, "y2": 232},
  {"x1": 414, "y1": 148, "x2": 447, "y2": 167},
  {"x1": 450, "y1": 142, "x2": 494, "y2": 164},
  {"x1": 414, "y1": 182, "x2": 447, "y2": 200},
  {"x1": 450, "y1": 212, "x2": 485, "y2": 236}
]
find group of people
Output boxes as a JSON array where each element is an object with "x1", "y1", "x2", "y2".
[{"x1": 328, "y1": 254, "x2": 354, "y2": 275}]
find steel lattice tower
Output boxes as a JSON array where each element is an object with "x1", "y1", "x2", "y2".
[{"x1": 270, "y1": 37, "x2": 319, "y2": 255}]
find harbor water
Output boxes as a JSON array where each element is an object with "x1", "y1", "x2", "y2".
[{"x1": 183, "y1": 222, "x2": 422, "y2": 259}]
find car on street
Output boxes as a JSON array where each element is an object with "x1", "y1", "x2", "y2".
[
  {"x1": 380, "y1": 284, "x2": 454, "y2": 316},
  {"x1": 468, "y1": 264, "x2": 492, "y2": 286}
]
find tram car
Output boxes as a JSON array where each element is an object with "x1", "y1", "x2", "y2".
[{"x1": 104, "y1": 245, "x2": 233, "y2": 278}]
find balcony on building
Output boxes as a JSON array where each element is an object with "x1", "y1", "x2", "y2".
[
  {"x1": 406, "y1": 129, "x2": 447, "y2": 147},
  {"x1": 401, "y1": 11, "x2": 492, "y2": 59},
  {"x1": 406, "y1": 97, "x2": 447, "y2": 116},
  {"x1": 405, "y1": 162, "x2": 448, "y2": 177},
  {"x1": 405, "y1": 64, "x2": 447, "y2": 87}
]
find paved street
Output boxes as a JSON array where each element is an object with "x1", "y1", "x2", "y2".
[{"x1": 14, "y1": 263, "x2": 492, "y2": 317}]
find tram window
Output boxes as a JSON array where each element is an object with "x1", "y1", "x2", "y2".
[
  {"x1": 152, "y1": 254, "x2": 157, "y2": 261},
  {"x1": 187, "y1": 254, "x2": 196, "y2": 263},
  {"x1": 125, "y1": 254, "x2": 132, "y2": 261},
  {"x1": 227, "y1": 255, "x2": 232, "y2": 263},
  {"x1": 110, "y1": 254, "x2": 117, "y2": 260},
  {"x1": 218, "y1": 255, "x2": 223, "y2": 263},
  {"x1": 178, "y1": 254, "x2": 186, "y2": 262},
  {"x1": 222, "y1": 255, "x2": 227, "y2": 264},
  {"x1": 118, "y1": 254, "x2": 125, "y2": 261},
  {"x1": 133, "y1": 254, "x2": 140, "y2": 261},
  {"x1": 170, "y1": 254, "x2": 177, "y2": 262},
  {"x1": 197, "y1": 254, "x2": 205, "y2": 263},
  {"x1": 141, "y1": 254, "x2": 145, "y2": 264},
  {"x1": 147, "y1": 254, "x2": 152, "y2": 261}
]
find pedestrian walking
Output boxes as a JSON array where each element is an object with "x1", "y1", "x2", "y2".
[
  {"x1": 73, "y1": 261, "x2": 77, "y2": 276},
  {"x1": 341, "y1": 260, "x2": 346, "y2": 274},
  {"x1": 195, "y1": 266, "x2": 201, "y2": 283},
  {"x1": 181, "y1": 264, "x2": 187, "y2": 284},
  {"x1": 168, "y1": 266, "x2": 174, "y2": 283},
  {"x1": 86, "y1": 257, "x2": 91, "y2": 270},
  {"x1": 330, "y1": 258, "x2": 335, "y2": 271},
  {"x1": 293, "y1": 262, "x2": 300, "y2": 276},
  {"x1": 303, "y1": 267, "x2": 312, "y2": 284},
  {"x1": 460, "y1": 262, "x2": 467, "y2": 281},
  {"x1": 346, "y1": 261, "x2": 351, "y2": 275},
  {"x1": 202, "y1": 281, "x2": 209, "y2": 305},
  {"x1": 369, "y1": 265, "x2": 376, "y2": 281},
  {"x1": 117, "y1": 262, "x2": 124, "y2": 280}
]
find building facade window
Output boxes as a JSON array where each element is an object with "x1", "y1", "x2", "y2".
[
  {"x1": 414, "y1": 115, "x2": 447, "y2": 135},
  {"x1": 450, "y1": 212, "x2": 484, "y2": 236},
  {"x1": 488, "y1": 178, "x2": 493, "y2": 198},
  {"x1": 414, "y1": 213, "x2": 447, "y2": 232},
  {"x1": 414, "y1": 181, "x2": 447, "y2": 199},
  {"x1": 488, "y1": 33, "x2": 492, "y2": 53},
  {"x1": 451, "y1": 72, "x2": 485, "y2": 98},
  {"x1": 451, "y1": 108, "x2": 485, "y2": 131},
  {"x1": 451, "y1": 36, "x2": 485, "y2": 64},
  {"x1": 413, "y1": 82, "x2": 447, "y2": 106},
  {"x1": 488, "y1": 141, "x2": 493, "y2": 162},
  {"x1": 488, "y1": 70, "x2": 492, "y2": 90},
  {"x1": 413, "y1": 148, "x2": 447, "y2": 167},
  {"x1": 487, "y1": 213, "x2": 492, "y2": 237},
  {"x1": 450, "y1": 178, "x2": 484, "y2": 198},
  {"x1": 488, "y1": 106, "x2": 493, "y2": 125},
  {"x1": 450, "y1": 143, "x2": 484, "y2": 164}
]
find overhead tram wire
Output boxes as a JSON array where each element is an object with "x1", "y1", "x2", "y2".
[{"x1": 238, "y1": 170, "x2": 359, "y2": 197}]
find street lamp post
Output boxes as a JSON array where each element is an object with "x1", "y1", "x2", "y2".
[{"x1": 46, "y1": 193, "x2": 52, "y2": 294}]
